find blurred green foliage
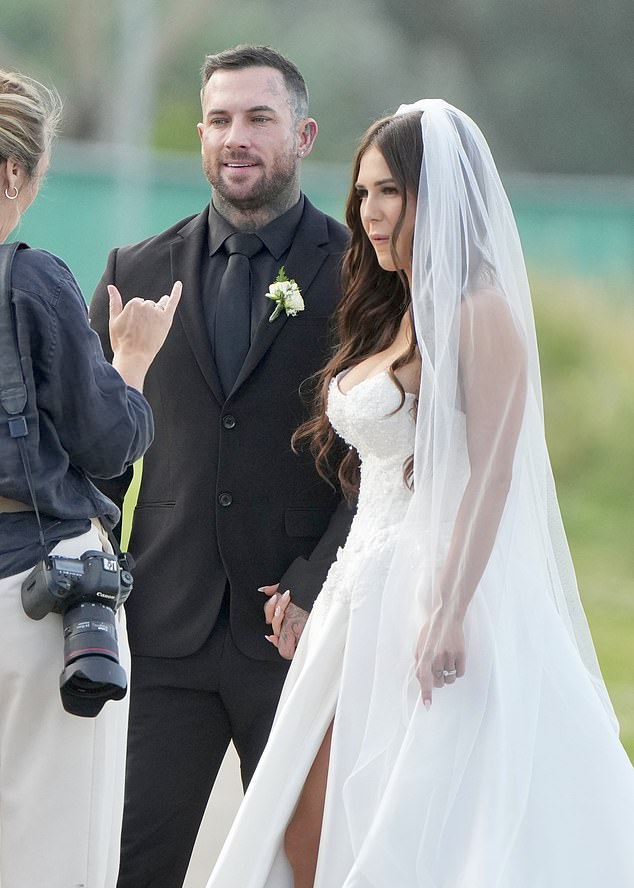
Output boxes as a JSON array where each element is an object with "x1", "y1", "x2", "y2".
[
  {"x1": 1, "y1": 0, "x2": 633, "y2": 173},
  {"x1": 533, "y1": 277, "x2": 634, "y2": 756}
]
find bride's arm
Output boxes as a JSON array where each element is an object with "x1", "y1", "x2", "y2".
[
  {"x1": 441, "y1": 289, "x2": 527, "y2": 617},
  {"x1": 416, "y1": 289, "x2": 527, "y2": 703}
]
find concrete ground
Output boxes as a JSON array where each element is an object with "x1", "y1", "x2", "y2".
[{"x1": 183, "y1": 745, "x2": 243, "y2": 888}]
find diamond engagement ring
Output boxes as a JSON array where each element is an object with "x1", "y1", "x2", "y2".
[{"x1": 443, "y1": 669, "x2": 457, "y2": 677}]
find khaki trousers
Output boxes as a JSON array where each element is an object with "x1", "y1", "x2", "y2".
[{"x1": 0, "y1": 525, "x2": 130, "y2": 888}]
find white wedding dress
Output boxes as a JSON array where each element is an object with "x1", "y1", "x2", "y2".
[{"x1": 206, "y1": 370, "x2": 634, "y2": 888}]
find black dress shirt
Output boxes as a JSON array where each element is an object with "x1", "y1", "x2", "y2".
[{"x1": 201, "y1": 195, "x2": 305, "y2": 342}]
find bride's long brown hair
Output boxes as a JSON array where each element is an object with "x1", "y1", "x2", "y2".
[{"x1": 293, "y1": 111, "x2": 424, "y2": 501}]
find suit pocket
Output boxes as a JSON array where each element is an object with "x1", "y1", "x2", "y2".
[
  {"x1": 134, "y1": 501, "x2": 176, "y2": 510},
  {"x1": 284, "y1": 508, "x2": 331, "y2": 539}
]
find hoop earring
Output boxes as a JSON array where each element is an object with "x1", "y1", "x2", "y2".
[{"x1": 4, "y1": 186, "x2": 19, "y2": 200}]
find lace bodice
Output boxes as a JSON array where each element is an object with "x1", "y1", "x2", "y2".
[
  {"x1": 329, "y1": 371, "x2": 416, "y2": 465},
  {"x1": 328, "y1": 369, "x2": 416, "y2": 532},
  {"x1": 317, "y1": 371, "x2": 416, "y2": 613}
]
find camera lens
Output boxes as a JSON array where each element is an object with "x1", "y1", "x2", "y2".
[{"x1": 59, "y1": 601, "x2": 127, "y2": 717}]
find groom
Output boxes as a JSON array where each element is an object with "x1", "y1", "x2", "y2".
[{"x1": 89, "y1": 45, "x2": 351, "y2": 887}]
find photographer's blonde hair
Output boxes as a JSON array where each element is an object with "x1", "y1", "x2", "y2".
[{"x1": 0, "y1": 70, "x2": 62, "y2": 179}]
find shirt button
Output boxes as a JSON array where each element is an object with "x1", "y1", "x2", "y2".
[
  {"x1": 222, "y1": 414, "x2": 236, "y2": 429},
  {"x1": 218, "y1": 492, "x2": 233, "y2": 507}
]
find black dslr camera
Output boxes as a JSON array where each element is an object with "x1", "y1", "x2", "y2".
[{"x1": 21, "y1": 550, "x2": 133, "y2": 717}]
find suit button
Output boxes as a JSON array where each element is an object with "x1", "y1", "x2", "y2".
[
  {"x1": 222, "y1": 414, "x2": 236, "y2": 429},
  {"x1": 218, "y1": 492, "x2": 233, "y2": 507}
]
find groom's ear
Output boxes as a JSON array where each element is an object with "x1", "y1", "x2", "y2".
[{"x1": 297, "y1": 118, "x2": 318, "y2": 158}]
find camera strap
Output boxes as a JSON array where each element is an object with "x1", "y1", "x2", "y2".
[{"x1": 0, "y1": 241, "x2": 47, "y2": 556}]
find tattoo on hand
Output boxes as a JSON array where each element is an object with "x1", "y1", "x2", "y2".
[
  {"x1": 277, "y1": 603, "x2": 308, "y2": 654},
  {"x1": 285, "y1": 603, "x2": 308, "y2": 636}
]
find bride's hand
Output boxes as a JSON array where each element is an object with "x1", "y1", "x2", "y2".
[
  {"x1": 263, "y1": 586, "x2": 292, "y2": 650},
  {"x1": 415, "y1": 608, "x2": 466, "y2": 709}
]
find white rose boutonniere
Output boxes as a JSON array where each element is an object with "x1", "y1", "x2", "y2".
[{"x1": 266, "y1": 266, "x2": 304, "y2": 322}]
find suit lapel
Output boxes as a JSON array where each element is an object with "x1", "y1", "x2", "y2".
[
  {"x1": 231, "y1": 200, "x2": 331, "y2": 395},
  {"x1": 170, "y1": 209, "x2": 225, "y2": 404}
]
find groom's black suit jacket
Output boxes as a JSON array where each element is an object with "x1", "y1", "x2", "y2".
[{"x1": 89, "y1": 197, "x2": 351, "y2": 663}]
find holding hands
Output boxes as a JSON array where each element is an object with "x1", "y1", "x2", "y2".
[
  {"x1": 415, "y1": 606, "x2": 466, "y2": 710},
  {"x1": 262, "y1": 584, "x2": 309, "y2": 660}
]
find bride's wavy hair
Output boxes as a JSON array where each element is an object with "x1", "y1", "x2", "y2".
[{"x1": 293, "y1": 111, "x2": 423, "y2": 501}]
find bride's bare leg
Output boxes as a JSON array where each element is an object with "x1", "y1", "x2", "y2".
[{"x1": 284, "y1": 721, "x2": 333, "y2": 888}]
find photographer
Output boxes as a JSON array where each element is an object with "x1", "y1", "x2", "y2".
[{"x1": 0, "y1": 70, "x2": 181, "y2": 888}]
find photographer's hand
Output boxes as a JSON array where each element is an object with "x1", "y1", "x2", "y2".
[{"x1": 108, "y1": 281, "x2": 182, "y2": 392}]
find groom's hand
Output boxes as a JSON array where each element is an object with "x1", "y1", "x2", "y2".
[{"x1": 276, "y1": 601, "x2": 308, "y2": 660}]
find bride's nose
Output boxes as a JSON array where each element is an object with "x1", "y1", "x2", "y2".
[{"x1": 361, "y1": 192, "x2": 382, "y2": 226}]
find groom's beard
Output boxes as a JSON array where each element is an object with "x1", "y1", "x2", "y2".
[{"x1": 203, "y1": 148, "x2": 299, "y2": 212}]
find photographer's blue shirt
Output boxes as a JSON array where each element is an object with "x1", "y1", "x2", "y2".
[{"x1": 0, "y1": 246, "x2": 153, "y2": 578}]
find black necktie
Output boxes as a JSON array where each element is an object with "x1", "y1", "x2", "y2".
[{"x1": 213, "y1": 232, "x2": 262, "y2": 397}]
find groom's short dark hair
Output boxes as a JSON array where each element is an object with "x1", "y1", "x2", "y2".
[{"x1": 201, "y1": 45, "x2": 309, "y2": 121}]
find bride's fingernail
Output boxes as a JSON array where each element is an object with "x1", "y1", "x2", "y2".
[
  {"x1": 424, "y1": 699, "x2": 431, "y2": 711},
  {"x1": 282, "y1": 589, "x2": 291, "y2": 599},
  {"x1": 257, "y1": 587, "x2": 266, "y2": 592}
]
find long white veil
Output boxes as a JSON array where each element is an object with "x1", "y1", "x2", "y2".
[{"x1": 340, "y1": 100, "x2": 618, "y2": 885}]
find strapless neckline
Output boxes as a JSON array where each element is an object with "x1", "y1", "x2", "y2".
[{"x1": 334, "y1": 368, "x2": 417, "y2": 399}]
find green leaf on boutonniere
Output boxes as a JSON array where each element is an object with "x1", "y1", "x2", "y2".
[{"x1": 266, "y1": 266, "x2": 305, "y2": 322}]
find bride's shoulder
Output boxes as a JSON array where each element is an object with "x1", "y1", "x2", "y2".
[
  {"x1": 394, "y1": 358, "x2": 421, "y2": 396},
  {"x1": 459, "y1": 286, "x2": 520, "y2": 336}
]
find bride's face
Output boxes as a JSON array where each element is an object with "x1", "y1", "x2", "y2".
[{"x1": 356, "y1": 146, "x2": 416, "y2": 282}]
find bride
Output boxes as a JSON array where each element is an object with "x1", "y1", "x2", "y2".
[{"x1": 205, "y1": 101, "x2": 634, "y2": 887}]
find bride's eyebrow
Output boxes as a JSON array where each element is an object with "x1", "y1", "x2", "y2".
[{"x1": 355, "y1": 178, "x2": 397, "y2": 190}]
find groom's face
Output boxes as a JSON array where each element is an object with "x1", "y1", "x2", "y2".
[{"x1": 198, "y1": 66, "x2": 303, "y2": 211}]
